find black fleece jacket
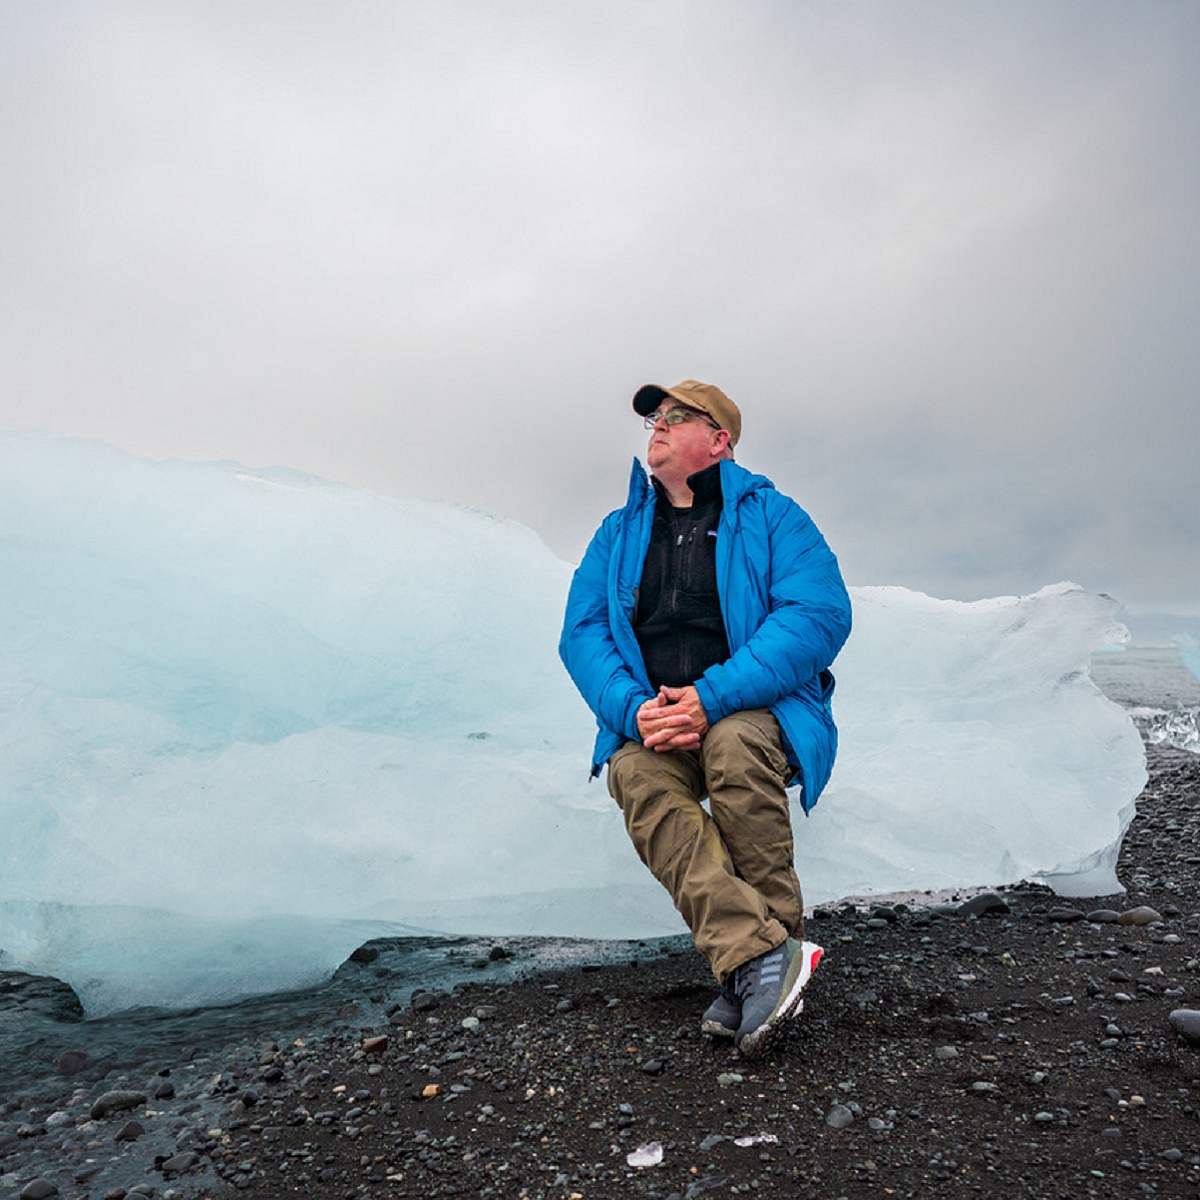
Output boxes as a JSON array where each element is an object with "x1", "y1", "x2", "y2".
[{"x1": 633, "y1": 463, "x2": 731, "y2": 690}]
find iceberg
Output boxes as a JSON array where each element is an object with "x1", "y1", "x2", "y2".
[
  {"x1": 1179, "y1": 635, "x2": 1200, "y2": 685},
  {"x1": 0, "y1": 434, "x2": 1147, "y2": 1015}
]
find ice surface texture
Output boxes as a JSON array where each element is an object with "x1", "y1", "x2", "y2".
[
  {"x1": 0, "y1": 434, "x2": 1146, "y2": 1014},
  {"x1": 1178, "y1": 636, "x2": 1200, "y2": 685}
]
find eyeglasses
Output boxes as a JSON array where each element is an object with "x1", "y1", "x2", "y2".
[{"x1": 644, "y1": 408, "x2": 721, "y2": 432}]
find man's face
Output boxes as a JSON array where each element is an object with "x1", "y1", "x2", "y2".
[{"x1": 645, "y1": 401, "x2": 724, "y2": 478}]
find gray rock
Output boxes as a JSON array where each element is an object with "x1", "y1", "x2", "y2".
[
  {"x1": 0, "y1": 971, "x2": 85, "y2": 1022},
  {"x1": 826, "y1": 1103, "x2": 854, "y2": 1128},
  {"x1": 56, "y1": 1050, "x2": 89, "y2": 1075},
  {"x1": 1086, "y1": 909, "x2": 1121, "y2": 923},
  {"x1": 686, "y1": 1175, "x2": 732, "y2": 1198},
  {"x1": 90, "y1": 1090, "x2": 147, "y2": 1120},
  {"x1": 19, "y1": 1181, "x2": 58, "y2": 1200},
  {"x1": 1168, "y1": 1008, "x2": 1200, "y2": 1045},
  {"x1": 115, "y1": 1119, "x2": 145, "y2": 1142},
  {"x1": 1118, "y1": 906, "x2": 1164, "y2": 926},
  {"x1": 958, "y1": 893, "x2": 1010, "y2": 918},
  {"x1": 161, "y1": 1150, "x2": 200, "y2": 1174},
  {"x1": 1047, "y1": 908, "x2": 1086, "y2": 922}
]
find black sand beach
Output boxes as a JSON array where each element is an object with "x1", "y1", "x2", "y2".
[{"x1": 5, "y1": 743, "x2": 1200, "y2": 1200}]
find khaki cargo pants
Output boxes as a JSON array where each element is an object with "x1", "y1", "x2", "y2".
[{"x1": 606, "y1": 708, "x2": 804, "y2": 983}]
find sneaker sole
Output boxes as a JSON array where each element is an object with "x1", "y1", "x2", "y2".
[
  {"x1": 737, "y1": 941, "x2": 823, "y2": 1058},
  {"x1": 700, "y1": 1018, "x2": 738, "y2": 1038}
]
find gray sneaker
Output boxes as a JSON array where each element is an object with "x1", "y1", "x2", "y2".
[
  {"x1": 733, "y1": 939, "x2": 823, "y2": 1057},
  {"x1": 700, "y1": 980, "x2": 740, "y2": 1038}
]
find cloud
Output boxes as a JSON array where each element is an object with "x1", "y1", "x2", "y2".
[{"x1": 1, "y1": 0, "x2": 1197, "y2": 611}]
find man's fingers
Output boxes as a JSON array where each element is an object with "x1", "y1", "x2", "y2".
[
  {"x1": 652, "y1": 733, "x2": 702, "y2": 752},
  {"x1": 643, "y1": 720, "x2": 703, "y2": 751},
  {"x1": 642, "y1": 712, "x2": 692, "y2": 733}
]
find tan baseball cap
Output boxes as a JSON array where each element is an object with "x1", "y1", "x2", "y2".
[{"x1": 632, "y1": 379, "x2": 741, "y2": 448}]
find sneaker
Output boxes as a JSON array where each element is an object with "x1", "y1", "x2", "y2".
[
  {"x1": 733, "y1": 939, "x2": 823, "y2": 1057},
  {"x1": 700, "y1": 979, "x2": 741, "y2": 1038}
]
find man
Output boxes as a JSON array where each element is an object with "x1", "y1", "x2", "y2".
[{"x1": 559, "y1": 380, "x2": 851, "y2": 1057}]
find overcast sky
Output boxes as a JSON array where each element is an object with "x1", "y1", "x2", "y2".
[{"x1": 3, "y1": 1, "x2": 1197, "y2": 623}]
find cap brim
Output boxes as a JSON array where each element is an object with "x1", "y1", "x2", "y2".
[{"x1": 632, "y1": 384, "x2": 669, "y2": 416}]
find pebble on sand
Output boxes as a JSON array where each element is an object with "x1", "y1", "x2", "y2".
[
  {"x1": 89, "y1": 1090, "x2": 147, "y2": 1121},
  {"x1": 19, "y1": 1181, "x2": 58, "y2": 1200},
  {"x1": 1118, "y1": 906, "x2": 1164, "y2": 926},
  {"x1": 826, "y1": 1104, "x2": 855, "y2": 1128},
  {"x1": 957, "y1": 893, "x2": 1011, "y2": 918},
  {"x1": 1168, "y1": 1009, "x2": 1200, "y2": 1045}
]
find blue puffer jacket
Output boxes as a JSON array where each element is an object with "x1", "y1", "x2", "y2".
[{"x1": 560, "y1": 458, "x2": 852, "y2": 811}]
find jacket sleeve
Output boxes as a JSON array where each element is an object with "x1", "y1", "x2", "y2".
[
  {"x1": 694, "y1": 492, "x2": 852, "y2": 724},
  {"x1": 559, "y1": 513, "x2": 654, "y2": 743}
]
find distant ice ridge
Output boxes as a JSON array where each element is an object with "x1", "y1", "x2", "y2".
[
  {"x1": 1178, "y1": 636, "x2": 1200, "y2": 686},
  {"x1": 0, "y1": 434, "x2": 1146, "y2": 1016}
]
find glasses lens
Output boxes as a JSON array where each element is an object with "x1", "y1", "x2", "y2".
[
  {"x1": 644, "y1": 409, "x2": 692, "y2": 429},
  {"x1": 644, "y1": 408, "x2": 722, "y2": 432}
]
